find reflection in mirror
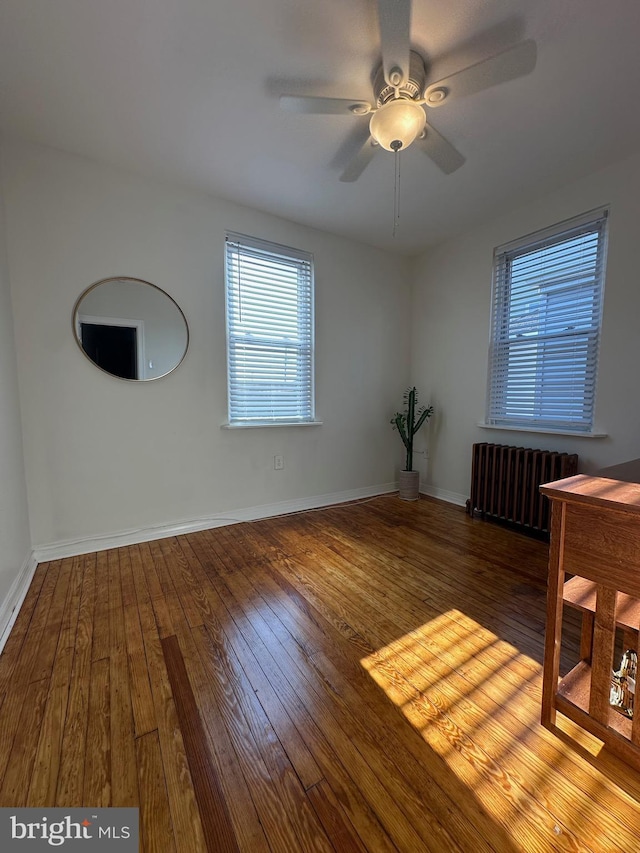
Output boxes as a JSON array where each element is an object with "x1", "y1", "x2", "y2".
[{"x1": 73, "y1": 277, "x2": 189, "y2": 381}]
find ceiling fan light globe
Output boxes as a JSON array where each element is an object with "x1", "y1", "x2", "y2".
[{"x1": 369, "y1": 99, "x2": 425, "y2": 151}]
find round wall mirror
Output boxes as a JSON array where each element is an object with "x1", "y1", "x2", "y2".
[{"x1": 73, "y1": 277, "x2": 189, "y2": 381}]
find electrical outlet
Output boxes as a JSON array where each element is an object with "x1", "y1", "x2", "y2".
[{"x1": 274, "y1": 455, "x2": 284, "y2": 470}]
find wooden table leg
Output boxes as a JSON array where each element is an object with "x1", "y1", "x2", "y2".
[{"x1": 541, "y1": 504, "x2": 566, "y2": 728}]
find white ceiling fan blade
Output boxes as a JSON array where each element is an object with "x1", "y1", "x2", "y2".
[
  {"x1": 280, "y1": 95, "x2": 372, "y2": 115},
  {"x1": 424, "y1": 40, "x2": 537, "y2": 106},
  {"x1": 377, "y1": 0, "x2": 411, "y2": 87},
  {"x1": 419, "y1": 123, "x2": 465, "y2": 174},
  {"x1": 340, "y1": 136, "x2": 379, "y2": 182}
]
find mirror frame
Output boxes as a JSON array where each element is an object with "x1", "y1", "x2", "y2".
[{"x1": 72, "y1": 276, "x2": 189, "y2": 381}]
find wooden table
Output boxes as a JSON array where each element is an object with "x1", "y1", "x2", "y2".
[{"x1": 540, "y1": 459, "x2": 640, "y2": 770}]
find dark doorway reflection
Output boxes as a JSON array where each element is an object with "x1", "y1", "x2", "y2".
[{"x1": 80, "y1": 323, "x2": 138, "y2": 380}]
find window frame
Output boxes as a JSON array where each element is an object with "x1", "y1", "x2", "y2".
[
  {"x1": 224, "y1": 231, "x2": 316, "y2": 427},
  {"x1": 485, "y1": 207, "x2": 609, "y2": 436}
]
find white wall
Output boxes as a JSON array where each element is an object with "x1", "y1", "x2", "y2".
[
  {"x1": 412, "y1": 149, "x2": 640, "y2": 502},
  {"x1": 0, "y1": 161, "x2": 31, "y2": 601},
  {"x1": 2, "y1": 141, "x2": 411, "y2": 550}
]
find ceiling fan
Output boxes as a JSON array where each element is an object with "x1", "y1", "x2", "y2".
[{"x1": 280, "y1": 0, "x2": 537, "y2": 181}]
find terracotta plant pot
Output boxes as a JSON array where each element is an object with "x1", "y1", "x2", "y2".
[{"x1": 398, "y1": 469, "x2": 420, "y2": 501}]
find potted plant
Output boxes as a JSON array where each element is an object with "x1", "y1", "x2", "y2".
[{"x1": 391, "y1": 387, "x2": 434, "y2": 501}]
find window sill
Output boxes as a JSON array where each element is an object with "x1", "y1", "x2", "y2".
[
  {"x1": 221, "y1": 420, "x2": 323, "y2": 430},
  {"x1": 477, "y1": 422, "x2": 608, "y2": 439}
]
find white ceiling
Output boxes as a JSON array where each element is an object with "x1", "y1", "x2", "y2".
[{"x1": 1, "y1": 0, "x2": 639, "y2": 255}]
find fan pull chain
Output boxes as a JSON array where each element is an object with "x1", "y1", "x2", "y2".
[{"x1": 392, "y1": 143, "x2": 401, "y2": 238}]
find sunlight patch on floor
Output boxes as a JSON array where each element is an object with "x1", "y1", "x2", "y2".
[
  {"x1": 359, "y1": 608, "x2": 536, "y2": 746},
  {"x1": 359, "y1": 609, "x2": 613, "y2": 851}
]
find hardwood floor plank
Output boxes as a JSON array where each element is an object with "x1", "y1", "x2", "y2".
[
  {"x1": 119, "y1": 546, "x2": 156, "y2": 737},
  {"x1": 174, "y1": 623, "x2": 270, "y2": 853},
  {"x1": 12, "y1": 560, "x2": 62, "y2": 685},
  {"x1": 307, "y1": 778, "x2": 369, "y2": 853},
  {"x1": 143, "y1": 628, "x2": 207, "y2": 852},
  {"x1": 55, "y1": 552, "x2": 96, "y2": 806},
  {"x1": 27, "y1": 554, "x2": 84, "y2": 806},
  {"x1": 136, "y1": 730, "x2": 176, "y2": 853},
  {"x1": 139, "y1": 541, "x2": 174, "y2": 639},
  {"x1": 0, "y1": 678, "x2": 50, "y2": 806},
  {"x1": 149, "y1": 539, "x2": 190, "y2": 636},
  {"x1": 160, "y1": 537, "x2": 209, "y2": 629},
  {"x1": 170, "y1": 537, "x2": 228, "y2": 628},
  {"x1": 102, "y1": 548, "x2": 140, "y2": 807},
  {"x1": 137, "y1": 605, "x2": 207, "y2": 850},
  {"x1": 83, "y1": 656, "x2": 111, "y2": 807},
  {"x1": 91, "y1": 549, "x2": 111, "y2": 662},
  {"x1": 131, "y1": 540, "x2": 206, "y2": 849},
  {"x1": 129, "y1": 544, "x2": 156, "y2": 635},
  {"x1": 0, "y1": 681, "x2": 32, "y2": 789},
  {"x1": 27, "y1": 667, "x2": 72, "y2": 805},
  {"x1": 107, "y1": 548, "x2": 125, "y2": 653},
  {"x1": 110, "y1": 649, "x2": 139, "y2": 806},
  {"x1": 162, "y1": 634, "x2": 240, "y2": 853}
]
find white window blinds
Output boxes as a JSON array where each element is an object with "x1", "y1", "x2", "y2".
[
  {"x1": 486, "y1": 207, "x2": 608, "y2": 434},
  {"x1": 225, "y1": 232, "x2": 314, "y2": 425}
]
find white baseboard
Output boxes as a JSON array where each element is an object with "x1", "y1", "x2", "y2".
[
  {"x1": 33, "y1": 482, "x2": 398, "y2": 563},
  {"x1": 0, "y1": 551, "x2": 38, "y2": 653},
  {"x1": 420, "y1": 483, "x2": 468, "y2": 507}
]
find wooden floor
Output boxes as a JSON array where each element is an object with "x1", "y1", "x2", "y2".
[{"x1": 1, "y1": 496, "x2": 640, "y2": 851}]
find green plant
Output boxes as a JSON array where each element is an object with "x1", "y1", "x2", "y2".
[{"x1": 391, "y1": 387, "x2": 434, "y2": 471}]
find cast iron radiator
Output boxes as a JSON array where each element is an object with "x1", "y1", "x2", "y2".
[{"x1": 466, "y1": 442, "x2": 578, "y2": 535}]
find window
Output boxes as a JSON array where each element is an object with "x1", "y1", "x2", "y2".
[
  {"x1": 486, "y1": 207, "x2": 608, "y2": 434},
  {"x1": 225, "y1": 232, "x2": 314, "y2": 425}
]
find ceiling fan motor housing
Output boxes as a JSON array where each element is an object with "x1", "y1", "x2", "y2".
[{"x1": 373, "y1": 50, "x2": 426, "y2": 106}]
